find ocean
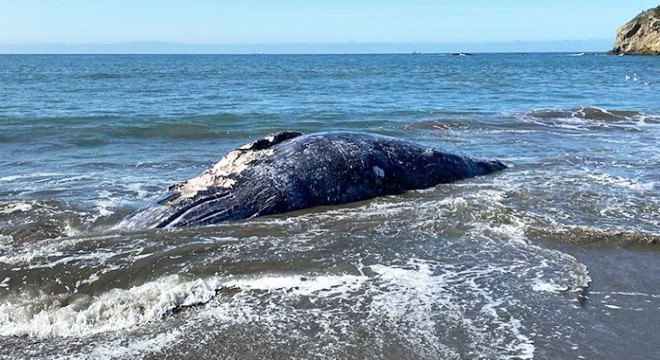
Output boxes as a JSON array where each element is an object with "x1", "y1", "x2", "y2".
[{"x1": 0, "y1": 53, "x2": 658, "y2": 359}]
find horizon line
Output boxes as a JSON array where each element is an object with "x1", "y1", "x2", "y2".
[
  {"x1": 0, "y1": 39, "x2": 613, "y2": 55},
  {"x1": 0, "y1": 39, "x2": 611, "y2": 45}
]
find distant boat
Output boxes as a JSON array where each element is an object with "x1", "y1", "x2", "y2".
[
  {"x1": 452, "y1": 53, "x2": 473, "y2": 56},
  {"x1": 567, "y1": 53, "x2": 585, "y2": 56}
]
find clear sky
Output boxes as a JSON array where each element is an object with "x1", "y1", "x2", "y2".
[{"x1": 0, "y1": 0, "x2": 657, "y2": 52}]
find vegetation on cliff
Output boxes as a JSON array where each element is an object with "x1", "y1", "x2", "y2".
[{"x1": 610, "y1": 6, "x2": 660, "y2": 55}]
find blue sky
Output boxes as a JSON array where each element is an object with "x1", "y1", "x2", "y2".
[{"x1": 0, "y1": 1, "x2": 657, "y2": 52}]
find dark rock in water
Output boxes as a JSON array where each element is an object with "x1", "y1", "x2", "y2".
[
  {"x1": 610, "y1": 6, "x2": 660, "y2": 55},
  {"x1": 120, "y1": 131, "x2": 506, "y2": 229}
]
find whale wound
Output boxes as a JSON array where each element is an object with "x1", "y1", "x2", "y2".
[{"x1": 165, "y1": 132, "x2": 303, "y2": 203}]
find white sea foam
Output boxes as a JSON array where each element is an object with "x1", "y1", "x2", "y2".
[
  {"x1": 532, "y1": 281, "x2": 569, "y2": 293},
  {"x1": 603, "y1": 304, "x2": 622, "y2": 310},
  {"x1": 224, "y1": 273, "x2": 367, "y2": 297},
  {"x1": 0, "y1": 274, "x2": 222, "y2": 338},
  {"x1": 590, "y1": 291, "x2": 660, "y2": 298},
  {"x1": 0, "y1": 235, "x2": 115, "y2": 266},
  {"x1": 126, "y1": 183, "x2": 149, "y2": 199},
  {"x1": 0, "y1": 201, "x2": 33, "y2": 214},
  {"x1": 0, "y1": 172, "x2": 64, "y2": 182},
  {"x1": 1, "y1": 248, "x2": 588, "y2": 360},
  {"x1": 48, "y1": 175, "x2": 93, "y2": 185},
  {"x1": 586, "y1": 172, "x2": 655, "y2": 192},
  {"x1": 75, "y1": 330, "x2": 183, "y2": 360},
  {"x1": 512, "y1": 107, "x2": 660, "y2": 133},
  {"x1": 0, "y1": 175, "x2": 23, "y2": 182},
  {"x1": 200, "y1": 258, "x2": 542, "y2": 359}
]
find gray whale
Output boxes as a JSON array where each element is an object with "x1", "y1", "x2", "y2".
[{"x1": 121, "y1": 131, "x2": 506, "y2": 229}]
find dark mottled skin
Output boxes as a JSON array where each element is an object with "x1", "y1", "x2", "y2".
[{"x1": 121, "y1": 131, "x2": 506, "y2": 229}]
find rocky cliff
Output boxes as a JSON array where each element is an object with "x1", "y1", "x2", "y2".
[{"x1": 610, "y1": 6, "x2": 660, "y2": 55}]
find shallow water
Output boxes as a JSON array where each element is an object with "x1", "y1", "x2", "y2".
[{"x1": 0, "y1": 53, "x2": 659, "y2": 359}]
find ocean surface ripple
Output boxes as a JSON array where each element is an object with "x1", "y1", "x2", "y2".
[{"x1": 0, "y1": 54, "x2": 659, "y2": 359}]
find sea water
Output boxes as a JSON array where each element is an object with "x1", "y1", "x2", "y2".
[{"x1": 0, "y1": 53, "x2": 659, "y2": 359}]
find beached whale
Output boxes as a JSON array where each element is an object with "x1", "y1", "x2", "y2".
[{"x1": 120, "y1": 131, "x2": 506, "y2": 229}]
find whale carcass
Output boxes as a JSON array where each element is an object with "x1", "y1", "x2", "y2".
[{"x1": 120, "y1": 131, "x2": 506, "y2": 229}]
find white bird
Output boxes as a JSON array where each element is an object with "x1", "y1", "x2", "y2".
[
  {"x1": 625, "y1": 75, "x2": 631, "y2": 80},
  {"x1": 644, "y1": 82, "x2": 652, "y2": 86},
  {"x1": 633, "y1": 73, "x2": 639, "y2": 81}
]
